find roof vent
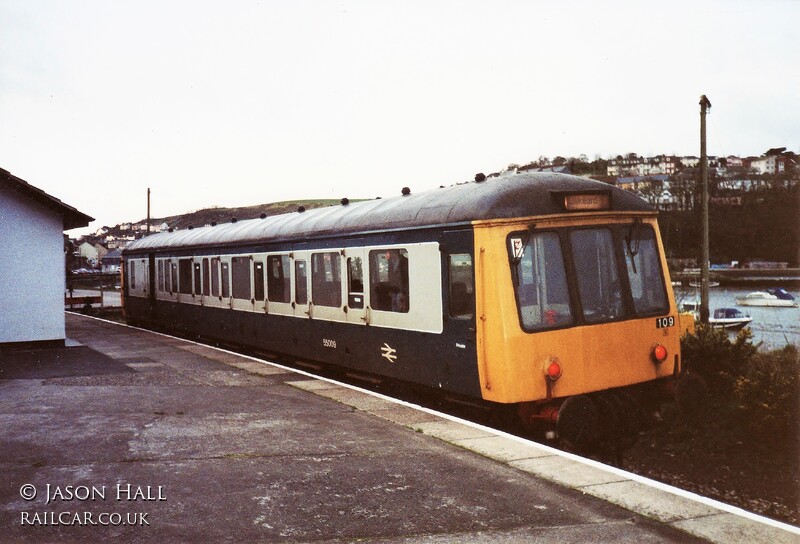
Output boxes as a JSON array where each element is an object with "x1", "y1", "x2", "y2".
[
  {"x1": 231, "y1": 217, "x2": 238, "y2": 223},
  {"x1": 297, "y1": 206, "x2": 306, "y2": 213},
  {"x1": 168, "y1": 228, "x2": 174, "y2": 233},
  {"x1": 211, "y1": 221, "x2": 217, "y2": 226},
  {"x1": 341, "y1": 198, "x2": 349, "y2": 206},
  {"x1": 188, "y1": 225, "x2": 194, "y2": 230},
  {"x1": 475, "y1": 173, "x2": 486, "y2": 182},
  {"x1": 401, "y1": 187, "x2": 411, "y2": 196},
  {"x1": 260, "y1": 213, "x2": 267, "y2": 219}
]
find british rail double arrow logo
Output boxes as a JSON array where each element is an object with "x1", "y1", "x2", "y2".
[{"x1": 380, "y1": 343, "x2": 398, "y2": 363}]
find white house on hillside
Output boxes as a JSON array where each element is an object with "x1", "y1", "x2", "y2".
[{"x1": 0, "y1": 168, "x2": 93, "y2": 348}]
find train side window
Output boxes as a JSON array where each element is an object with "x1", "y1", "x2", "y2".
[
  {"x1": 231, "y1": 257, "x2": 251, "y2": 300},
  {"x1": 220, "y1": 261, "x2": 230, "y2": 298},
  {"x1": 622, "y1": 225, "x2": 668, "y2": 315},
  {"x1": 267, "y1": 255, "x2": 290, "y2": 303},
  {"x1": 178, "y1": 259, "x2": 193, "y2": 295},
  {"x1": 253, "y1": 261, "x2": 265, "y2": 301},
  {"x1": 448, "y1": 254, "x2": 474, "y2": 319},
  {"x1": 193, "y1": 262, "x2": 202, "y2": 295},
  {"x1": 210, "y1": 258, "x2": 220, "y2": 297},
  {"x1": 295, "y1": 260, "x2": 308, "y2": 305},
  {"x1": 369, "y1": 249, "x2": 409, "y2": 313},
  {"x1": 158, "y1": 260, "x2": 164, "y2": 292},
  {"x1": 311, "y1": 252, "x2": 342, "y2": 308},
  {"x1": 347, "y1": 257, "x2": 364, "y2": 309},
  {"x1": 129, "y1": 261, "x2": 136, "y2": 290},
  {"x1": 165, "y1": 260, "x2": 173, "y2": 293},
  {"x1": 570, "y1": 228, "x2": 626, "y2": 323},
  {"x1": 170, "y1": 261, "x2": 178, "y2": 293},
  {"x1": 202, "y1": 258, "x2": 211, "y2": 296},
  {"x1": 512, "y1": 233, "x2": 572, "y2": 331}
]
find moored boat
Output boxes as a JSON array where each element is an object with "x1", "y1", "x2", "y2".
[
  {"x1": 689, "y1": 280, "x2": 720, "y2": 288},
  {"x1": 677, "y1": 301, "x2": 753, "y2": 329},
  {"x1": 710, "y1": 308, "x2": 752, "y2": 329},
  {"x1": 735, "y1": 289, "x2": 798, "y2": 308}
]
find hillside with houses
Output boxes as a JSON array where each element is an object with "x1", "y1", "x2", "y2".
[{"x1": 68, "y1": 147, "x2": 798, "y2": 272}]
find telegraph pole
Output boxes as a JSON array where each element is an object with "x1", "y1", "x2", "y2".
[
  {"x1": 146, "y1": 188, "x2": 151, "y2": 234},
  {"x1": 699, "y1": 95, "x2": 712, "y2": 324}
]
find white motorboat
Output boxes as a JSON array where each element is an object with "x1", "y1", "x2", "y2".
[
  {"x1": 677, "y1": 301, "x2": 753, "y2": 329},
  {"x1": 709, "y1": 308, "x2": 753, "y2": 329},
  {"x1": 735, "y1": 289, "x2": 798, "y2": 308}
]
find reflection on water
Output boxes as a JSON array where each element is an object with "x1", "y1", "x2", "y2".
[{"x1": 674, "y1": 285, "x2": 799, "y2": 351}]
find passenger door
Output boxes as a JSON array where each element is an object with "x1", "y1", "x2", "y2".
[
  {"x1": 308, "y1": 250, "x2": 347, "y2": 323},
  {"x1": 265, "y1": 253, "x2": 293, "y2": 316},
  {"x1": 344, "y1": 244, "x2": 368, "y2": 325},
  {"x1": 147, "y1": 253, "x2": 157, "y2": 317},
  {"x1": 292, "y1": 249, "x2": 311, "y2": 319}
]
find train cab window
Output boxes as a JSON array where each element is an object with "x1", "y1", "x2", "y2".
[
  {"x1": 512, "y1": 232, "x2": 572, "y2": 331},
  {"x1": 231, "y1": 257, "x2": 251, "y2": 300},
  {"x1": 194, "y1": 262, "x2": 202, "y2": 295},
  {"x1": 170, "y1": 261, "x2": 178, "y2": 293},
  {"x1": 254, "y1": 261, "x2": 265, "y2": 301},
  {"x1": 295, "y1": 260, "x2": 308, "y2": 305},
  {"x1": 158, "y1": 261, "x2": 164, "y2": 292},
  {"x1": 178, "y1": 259, "x2": 193, "y2": 295},
  {"x1": 311, "y1": 252, "x2": 342, "y2": 308},
  {"x1": 267, "y1": 255, "x2": 290, "y2": 303},
  {"x1": 448, "y1": 254, "x2": 474, "y2": 319},
  {"x1": 220, "y1": 261, "x2": 230, "y2": 298},
  {"x1": 347, "y1": 257, "x2": 364, "y2": 309},
  {"x1": 202, "y1": 258, "x2": 210, "y2": 296},
  {"x1": 369, "y1": 249, "x2": 409, "y2": 313},
  {"x1": 570, "y1": 229, "x2": 626, "y2": 323},
  {"x1": 622, "y1": 225, "x2": 668, "y2": 315}
]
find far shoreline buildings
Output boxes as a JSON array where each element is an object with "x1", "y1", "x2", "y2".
[{"x1": 72, "y1": 148, "x2": 796, "y2": 257}]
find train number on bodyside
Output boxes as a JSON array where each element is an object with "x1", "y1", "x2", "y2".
[{"x1": 655, "y1": 316, "x2": 675, "y2": 329}]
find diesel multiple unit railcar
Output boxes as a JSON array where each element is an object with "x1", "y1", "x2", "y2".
[{"x1": 122, "y1": 172, "x2": 691, "y2": 451}]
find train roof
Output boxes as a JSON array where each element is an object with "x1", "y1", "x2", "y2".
[{"x1": 124, "y1": 172, "x2": 653, "y2": 253}]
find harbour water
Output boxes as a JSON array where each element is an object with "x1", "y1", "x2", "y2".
[{"x1": 673, "y1": 285, "x2": 799, "y2": 351}]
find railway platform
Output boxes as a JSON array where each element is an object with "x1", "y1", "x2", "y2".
[{"x1": 0, "y1": 313, "x2": 796, "y2": 543}]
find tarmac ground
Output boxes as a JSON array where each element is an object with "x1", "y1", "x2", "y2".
[{"x1": 0, "y1": 313, "x2": 797, "y2": 543}]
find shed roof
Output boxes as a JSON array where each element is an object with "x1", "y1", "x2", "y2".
[
  {"x1": 1, "y1": 168, "x2": 94, "y2": 230},
  {"x1": 125, "y1": 172, "x2": 652, "y2": 254}
]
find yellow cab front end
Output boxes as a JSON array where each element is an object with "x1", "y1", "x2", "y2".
[{"x1": 473, "y1": 205, "x2": 683, "y2": 449}]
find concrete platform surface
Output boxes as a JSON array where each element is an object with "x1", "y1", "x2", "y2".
[{"x1": 0, "y1": 314, "x2": 795, "y2": 543}]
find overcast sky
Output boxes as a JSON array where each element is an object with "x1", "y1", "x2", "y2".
[{"x1": 2, "y1": 0, "x2": 798, "y2": 235}]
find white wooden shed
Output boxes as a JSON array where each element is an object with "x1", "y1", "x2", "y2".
[{"x1": 1, "y1": 168, "x2": 93, "y2": 348}]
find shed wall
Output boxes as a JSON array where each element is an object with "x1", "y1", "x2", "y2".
[{"x1": 0, "y1": 187, "x2": 66, "y2": 344}]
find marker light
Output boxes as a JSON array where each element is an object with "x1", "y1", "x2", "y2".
[
  {"x1": 652, "y1": 344, "x2": 668, "y2": 363},
  {"x1": 545, "y1": 358, "x2": 562, "y2": 381}
]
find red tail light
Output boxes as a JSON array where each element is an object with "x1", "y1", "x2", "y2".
[
  {"x1": 652, "y1": 344, "x2": 668, "y2": 363},
  {"x1": 546, "y1": 358, "x2": 562, "y2": 380}
]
